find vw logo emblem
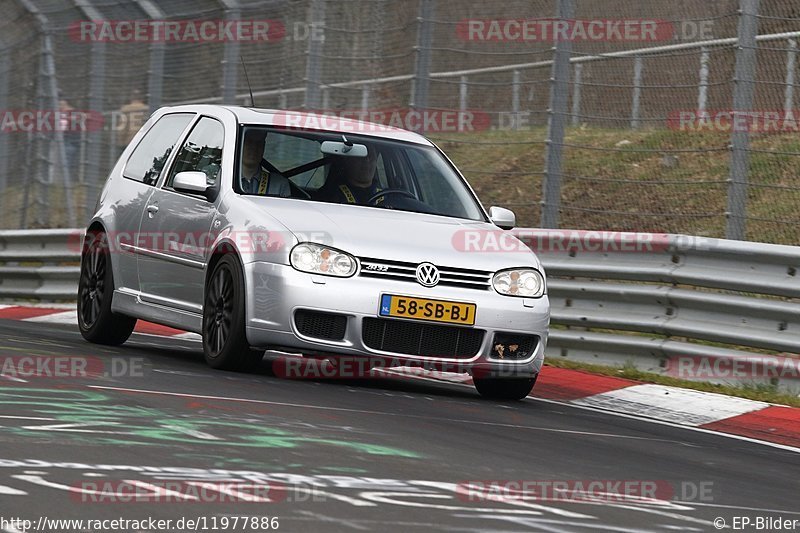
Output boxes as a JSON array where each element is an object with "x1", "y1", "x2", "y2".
[{"x1": 415, "y1": 262, "x2": 440, "y2": 287}]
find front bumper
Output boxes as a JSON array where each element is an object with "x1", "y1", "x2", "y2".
[{"x1": 244, "y1": 262, "x2": 550, "y2": 376}]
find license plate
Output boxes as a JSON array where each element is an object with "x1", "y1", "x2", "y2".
[{"x1": 379, "y1": 294, "x2": 476, "y2": 326}]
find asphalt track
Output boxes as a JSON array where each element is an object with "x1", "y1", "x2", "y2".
[{"x1": 0, "y1": 318, "x2": 798, "y2": 533}]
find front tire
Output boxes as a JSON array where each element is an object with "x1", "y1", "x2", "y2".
[
  {"x1": 78, "y1": 230, "x2": 136, "y2": 345},
  {"x1": 202, "y1": 255, "x2": 263, "y2": 371},
  {"x1": 474, "y1": 375, "x2": 537, "y2": 400}
]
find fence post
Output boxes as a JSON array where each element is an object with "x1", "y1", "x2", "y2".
[
  {"x1": 784, "y1": 39, "x2": 797, "y2": 116},
  {"x1": 45, "y1": 38, "x2": 75, "y2": 227},
  {"x1": 571, "y1": 63, "x2": 582, "y2": 127},
  {"x1": 410, "y1": 0, "x2": 434, "y2": 130},
  {"x1": 631, "y1": 54, "x2": 643, "y2": 129},
  {"x1": 698, "y1": 46, "x2": 710, "y2": 113},
  {"x1": 321, "y1": 87, "x2": 330, "y2": 110},
  {"x1": 540, "y1": 0, "x2": 576, "y2": 229},
  {"x1": 84, "y1": 46, "x2": 106, "y2": 224},
  {"x1": 726, "y1": 0, "x2": 760, "y2": 241},
  {"x1": 220, "y1": 0, "x2": 241, "y2": 105},
  {"x1": 147, "y1": 42, "x2": 165, "y2": 113},
  {"x1": 17, "y1": 0, "x2": 54, "y2": 228},
  {"x1": 71, "y1": 0, "x2": 106, "y2": 225},
  {"x1": 132, "y1": 0, "x2": 165, "y2": 113},
  {"x1": 511, "y1": 69, "x2": 521, "y2": 131},
  {"x1": 0, "y1": 48, "x2": 8, "y2": 192},
  {"x1": 107, "y1": 125, "x2": 116, "y2": 184},
  {"x1": 361, "y1": 85, "x2": 370, "y2": 112},
  {"x1": 304, "y1": 0, "x2": 326, "y2": 109}
]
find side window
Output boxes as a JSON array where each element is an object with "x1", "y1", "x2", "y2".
[
  {"x1": 123, "y1": 113, "x2": 194, "y2": 185},
  {"x1": 165, "y1": 117, "x2": 225, "y2": 189}
]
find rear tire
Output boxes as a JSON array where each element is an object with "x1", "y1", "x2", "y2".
[
  {"x1": 202, "y1": 255, "x2": 263, "y2": 372},
  {"x1": 77, "y1": 230, "x2": 136, "y2": 345},
  {"x1": 474, "y1": 375, "x2": 537, "y2": 400}
]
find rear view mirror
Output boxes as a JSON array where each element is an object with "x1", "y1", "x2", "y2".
[{"x1": 321, "y1": 141, "x2": 368, "y2": 157}]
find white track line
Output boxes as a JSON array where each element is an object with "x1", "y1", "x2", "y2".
[{"x1": 87, "y1": 385, "x2": 683, "y2": 442}]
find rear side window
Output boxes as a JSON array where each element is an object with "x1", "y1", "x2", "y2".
[{"x1": 124, "y1": 113, "x2": 194, "y2": 185}]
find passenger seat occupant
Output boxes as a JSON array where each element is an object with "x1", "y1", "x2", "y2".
[
  {"x1": 316, "y1": 148, "x2": 384, "y2": 205},
  {"x1": 240, "y1": 129, "x2": 291, "y2": 197}
]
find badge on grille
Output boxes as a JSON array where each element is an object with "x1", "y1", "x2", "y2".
[{"x1": 415, "y1": 262, "x2": 440, "y2": 287}]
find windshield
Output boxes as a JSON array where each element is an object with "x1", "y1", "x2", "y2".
[{"x1": 235, "y1": 126, "x2": 486, "y2": 222}]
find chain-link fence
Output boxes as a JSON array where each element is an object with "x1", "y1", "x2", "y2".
[{"x1": 1, "y1": 0, "x2": 799, "y2": 244}]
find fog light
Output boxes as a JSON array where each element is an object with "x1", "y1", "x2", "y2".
[{"x1": 491, "y1": 333, "x2": 538, "y2": 360}]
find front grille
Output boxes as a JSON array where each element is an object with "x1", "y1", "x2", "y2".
[
  {"x1": 359, "y1": 257, "x2": 492, "y2": 291},
  {"x1": 362, "y1": 317, "x2": 484, "y2": 359},
  {"x1": 295, "y1": 310, "x2": 348, "y2": 340}
]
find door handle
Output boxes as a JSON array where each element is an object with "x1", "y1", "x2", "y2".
[{"x1": 146, "y1": 204, "x2": 159, "y2": 217}]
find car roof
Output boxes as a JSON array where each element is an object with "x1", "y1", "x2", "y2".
[{"x1": 160, "y1": 105, "x2": 434, "y2": 146}]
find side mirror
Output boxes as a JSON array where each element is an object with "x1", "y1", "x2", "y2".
[
  {"x1": 489, "y1": 206, "x2": 516, "y2": 230},
  {"x1": 173, "y1": 171, "x2": 210, "y2": 196}
]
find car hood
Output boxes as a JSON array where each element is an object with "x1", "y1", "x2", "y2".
[{"x1": 243, "y1": 198, "x2": 541, "y2": 271}]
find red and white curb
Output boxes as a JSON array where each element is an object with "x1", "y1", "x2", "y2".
[
  {"x1": 2, "y1": 304, "x2": 799, "y2": 449},
  {"x1": 383, "y1": 365, "x2": 800, "y2": 450}
]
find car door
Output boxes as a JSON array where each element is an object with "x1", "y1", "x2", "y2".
[
  {"x1": 136, "y1": 116, "x2": 225, "y2": 313},
  {"x1": 114, "y1": 112, "x2": 195, "y2": 293}
]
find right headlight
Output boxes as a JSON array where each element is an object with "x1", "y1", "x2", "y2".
[
  {"x1": 492, "y1": 268, "x2": 545, "y2": 298},
  {"x1": 290, "y1": 242, "x2": 357, "y2": 277}
]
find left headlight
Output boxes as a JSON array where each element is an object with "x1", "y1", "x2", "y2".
[
  {"x1": 492, "y1": 268, "x2": 545, "y2": 298},
  {"x1": 290, "y1": 242, "x2": 357, "y2": 277}
]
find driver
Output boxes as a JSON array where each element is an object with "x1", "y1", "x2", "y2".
[
  {"x1": 240, "y1": 128, "x2": 291, "y2": 197},
  {"x1": 319, "y1": 148, "x2": 385, "y2": 205}
]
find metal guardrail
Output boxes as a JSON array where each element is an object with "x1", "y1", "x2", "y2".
[
  {"x1": 531, "y1": 230, "x2": 800, "y2": 392},
  {"x1": 0, "y1": 229, "x2": 81, "y2": 300},
  {"x1": 1, "y1": 228, "x2": 798, "y2": 391}
]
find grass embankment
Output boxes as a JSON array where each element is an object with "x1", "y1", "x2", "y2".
[{"x1": 434, "y1": 126, "x2": 800, "y2": 244}]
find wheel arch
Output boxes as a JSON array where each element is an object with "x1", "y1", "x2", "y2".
[{"x1": 204, "y1": 239, "x2": 246, "y2": 299}]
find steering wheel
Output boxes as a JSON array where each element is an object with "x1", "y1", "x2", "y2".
[{"x1": 367, "y1": 189, "x2": 417, "y2": 206}]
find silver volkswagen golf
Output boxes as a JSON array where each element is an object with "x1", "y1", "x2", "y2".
[{"x1": 78, "y1": 105, "x2": 549, "y2": 399}]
